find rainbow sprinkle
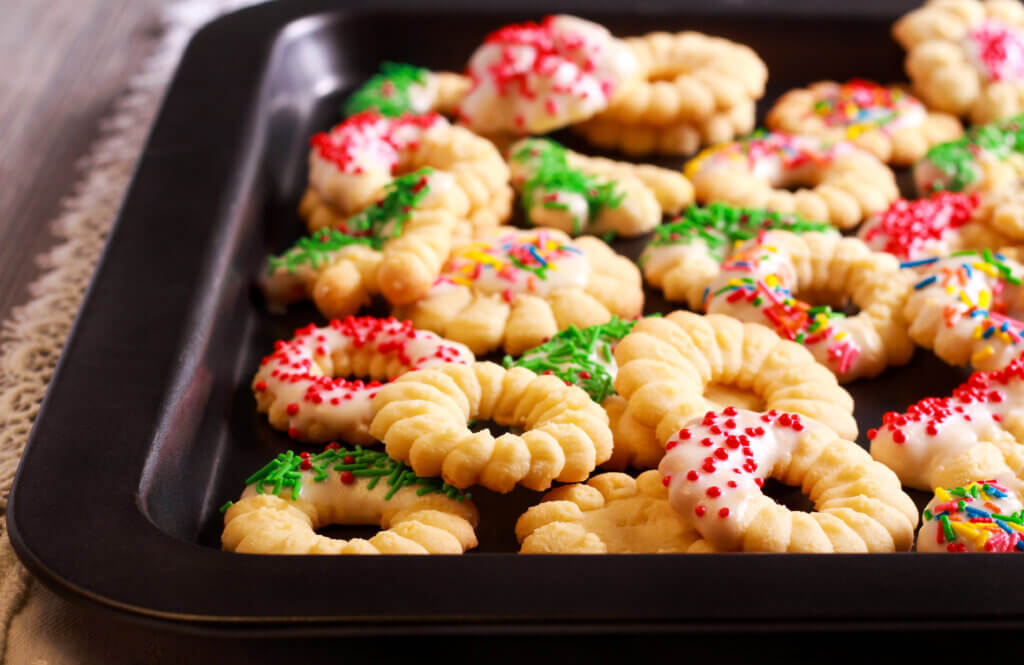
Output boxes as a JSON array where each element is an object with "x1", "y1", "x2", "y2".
[{"x1": 922, "y1": 481, "x2": 1024, "y2": 553}]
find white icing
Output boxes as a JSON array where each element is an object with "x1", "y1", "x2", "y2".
[
  {"x1": 659, "y1": 408, "x2": 811, "y2": 551},
  {"x1": 253, "y1": 318, "x2": 473, "y2": 444},
  {"x1": 917, "y1": 481, "x2": 1024, "y2": 552},
  {"x1": 962, "y1": 20, "x2": 1024, "y2": 82},
  {"x1": 458, "y1": 15, "x2": 637, "y2": 134}
]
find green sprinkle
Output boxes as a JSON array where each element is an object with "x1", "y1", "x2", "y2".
[
  {"x1": 920, "y1": 115, "x2": 1024, "y2": 192},
  {"x1": 923, "y1": 508, "x2": 933, "y2": 521},
  {"x1": 940, "y1": 513, "x2": 957, "y2": 543},
  {"x1": 511, "y1": 138, "x2": 625, "y2": 233},
  {"x1": 646, "y1": 203, "x2": 831, "y2": 260},
  {"x1": 267, "y1": 168, "x2": 434, "y2": 274},
  {"x1": 344, "y1": 62, "x2": 431, "y2": 117},
  {"x1": 505, "y1": 316, "x2": 640, "y2": 402},
  {"x1": 219, "y1": 500, "x2": 234, "y2": 514},
  {"x1": 241, "y1": 446, "x2": 469, "y2": 503}
]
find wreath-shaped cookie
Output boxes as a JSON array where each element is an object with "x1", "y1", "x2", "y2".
[
  {"x1": 894, "y1": 0, "x2": 1024, "y2": 124},
  {"x1": 507, "y1": 137, "x2": 693, "y2": 237},
  {"x1": 221, "y1": 446, "x2": 478, "y2": 554},
  {"x1": 343, "y1": 62, "x2": 469, "y2": 118},
  {"x1": 263, "y1": 168, "x2": 468, "y2": 315},
  {"x1": 394, "y1": 227, "x2": 643, "y2": 356},
  {"x1": 609, "y1": 311, "x2": 857, "y2": 469},
  {"x1": 684, "y1": 131, "x2": 899, "y2": 229},
  {"x1": 252, "y1": 317, "x2": 473, "y2": 444},
  {"x1": 302, "y1": 110, "x2": 511, "y2": 235},
  {"x1": 766, "y1": 79, "x2": 962, "y2": 166},
  {"x1": 701, "y1": 230, "x2": 915, "y2": 383},
  {"x1": 659, "y1": 408, "x2": 918, "y2": 552},
  {"x1": 913, "y1": 114, "x2": 1024, "y2": 194},
  {"x1": 368, "y1": 361, "x2": 613, "y2": 492}
]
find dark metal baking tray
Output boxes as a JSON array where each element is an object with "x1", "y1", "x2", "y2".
[{"x1": 9, "y1": 0, "x2": 1018, "y2": 635}]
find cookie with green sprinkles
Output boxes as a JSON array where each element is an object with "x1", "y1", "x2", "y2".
[
  {"x1": 914, "y1": 114, "x2": 1024, "y2": 195},
  {"x1": 343, "y1": 62, "x2": 470, "y2": 118},
  {"x1": 221, "y1": 444, "x2": 479, "y2": 555},
  {"x1": 262, "y1": 168, "x2": 469, "y2": 317},
  {"x1": 639, "y1": 202, "x2": 834, "y2": 309},
  {"x1": 507, "y1": 137, "x2": 693, "y2": 237}
]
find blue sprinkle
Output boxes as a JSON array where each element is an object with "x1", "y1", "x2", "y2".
[
  {"x1": 970, "y1": 309, "x2": 987, "y2": 318},
  {"x1": 1016, "y1": 540, "x2": 1024, "y2": 552},
  {"x1": 900, "y1": 257, "x2": 940, "y2": 268},
  {"x1": 1002, "y1": 321, "x2": 1010, "y2": 332},
  {"x1": 527, "y1": 245, "x2": 548, "y2": 266},
  {"x1": 963, "y1": 263, "x2": 973, "y2": 278},
  {"x1": 997, "y1": 252, "x2": 1007, "y2": 260},
  {"x1": 997, "y1": 520, "x2": 1014, "y2": 535},
  {"x1": 989, "y1": 486, "x2": 1009, "y2": 498},
  {"x1": 913, "y1": 275, "x2": 938, "y2": 290},
  {"x1": 983, "y1": 326, "x2": 996, "y2": 339},
  {"x1": 702, "y1": 286, "x2": 709, "y2": 305},
  {"x1": 965, "y1": 506, "x2": 990, "y2": 518}
]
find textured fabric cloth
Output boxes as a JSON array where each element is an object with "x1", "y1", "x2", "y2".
[{"x1": 0, "y1": 2, "x2": 258, "y2": 662}]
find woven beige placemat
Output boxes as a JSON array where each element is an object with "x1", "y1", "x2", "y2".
[{"x1": 0, "y1": 2, "x2": 258, "y2": 662}]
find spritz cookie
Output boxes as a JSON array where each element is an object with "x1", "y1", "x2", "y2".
[
  {"x1": 596, "y1": 30, "x2": 767, "y2": 126},
  {"x1": 609, "y1": 311, "x2": 857, "y2": 469},
  {"x1": 368, "y1": 361, "x2": 613, "y2": 492},
  {"x1": 302, "y1": 110, "x2": 511, "y2": 235},
  {"x1": 917, "y1": 480, "x2": 1024, "y2": 552},
  {"x1": 394, "y1": 227, "x2": 643, "y2": 356},
  {"x1": 684, "y1": 131, "x2": 899, "y2": 229},
  {"x1": 507, "y1": 137, "x2": 692, "y2": 237},
  {"x1": 264, "y1": 169, "x2": 468, "y2": 316},
  {"x1": 766, "y1": 79, "x2": 962, "y2": 166},
  {"x1": 252, "y1": 317, "x2": 473, "y2": 445},
  {"x1": 903, "y1": 250, "x2": 1024, "y2": 370},
  {"x1": 660, "y1": 408, "x2": 917, "y2": 552},
  {"x1": 456, "y1": 15, "x2": 638, "y2": 135},
  {"x1": 894, "y1": 0, "x2": 1024, "y2": 123},
  {"x1": 343, "y1": 62, "x2": 469, "y2": 118},
  {"x1": 222, "y1": 446, "x2": 478, "y2": 554},
  {"x1": 515, "y1": 470, "x2": 706, "y2": 553},
  {"x1": 640, "y1": 203, "x2": 833, "y2": 310},
  {"x1": 869, "y1": 354, "x2": 1024, "y2": 492},
  {"x1": 702, "y1": 230, "x2": 915, "y2": 383}
]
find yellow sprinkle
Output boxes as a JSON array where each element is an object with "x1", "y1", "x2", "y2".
[
  {"x1": 951, "y1": 521, "x2": 981, "y2": 538},
  {"x1": 935, "y1": 487, "x2": 952, "y2": 502},
  {"x1": 978, "y1": 290, "x2": 992, "y2": 310},
  {"x1": 972, "y1": 325, "x2": 984, "y2": 340},
  {"x1": 763, "y1": 245, "x2": 778, "y2": 253},
  {"x1": 972, "y1": 261, "x2": 998, "y2": 277},
  {"x1": 451, "y1": 276, "x2": 472, "y2": 287},
  {"x1": 764, "y1": 274, "x2": 779, "y2": 288},
  {"x1": 972, "y1": 345, "x2": 995, "y2": 364},
  {"x1": 728, "y1": 278, "x2": 745, "y2": 287},
  {"x1": 959, "y1": 290, "x2": 975, "y2": 307},
  {"x1": 834, "y1": 331, "x2": 847, "y2": 340},
  {"x1": 945, "y1": 285, "x2": 956, "y2": 295},
  {"x1": 463, "y1": 250, "x2": 501, "y2": 267},
  {"x1": 1000, "y1": 331, "x2": 1012, "y2": 344}
]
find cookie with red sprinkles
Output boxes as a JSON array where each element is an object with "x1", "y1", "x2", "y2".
[{"x1": 252, "y1": 316, "x2": 473, "y2": 445}]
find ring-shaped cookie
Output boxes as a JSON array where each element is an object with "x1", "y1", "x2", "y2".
[
  {"x1": 515, "y1": 470, "x2": 706, "y2": 553},
  {"x1": 640, "y1": 203, "x2": 833, "y2": 310},
  {"x1": 766, "y1": 79, "x2": 963, "y2": 166},
  {"x1": 659, "y1": 408, "x2": 918, "y2": 552},
  {"x1": 264, "y1": 169, "x2": 470, "y2": 315},
  {"x1": 917, "y1": 480, "x2": 1024, "y2": 552},
  {"x1": 869, "y1": 353, "x2": 1024, "y2": 492},
  {"x1": 252, "y1": 316, "x2": 474, "y2": 445},
  {"x1": 507, "y1": 137, "x2": 693, "y2": 237},
  {"x1": 684, "y1": 131, "x2": 899, "y2": 229},
  {"x1": 894, "y1": 0, "x2": 1024, "y2": 124},
  {"x1": 456, "y1": 15, "x2": 638, "y2": 135},
  {"x1": 302, "y1": 110, "x2": 511, "y2": 235},
  {"x1": 856, "y1": 192, "x2": 1010, "y2": 262},
  {"x1": 610, "y1": 311, "x2": 857, "y2": 469},
  {"x1": 913, "y1": 114, "x2": 1024, "y2": 194},
  {"x1": 222, "y1": 446, "x2": 479, "y2": 554},
  {"x1": 903, "y1": 250, "x2": 1024, "y2": 370},
  {"x1": 572, "y1": 100, "x2": 756, "y2": 157},
  {"x1": 368, "y1": 361, "x2": 613, "y2": 493},
  {"x1": 596, "y1": 31, "x2": 767, "y2": 126},
  {"x1": 702, "y1": 230, "x2": 915, "y2": 382},
  {"x1": 394, "y1": 227, "x2": 643, "y2": 356}
]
